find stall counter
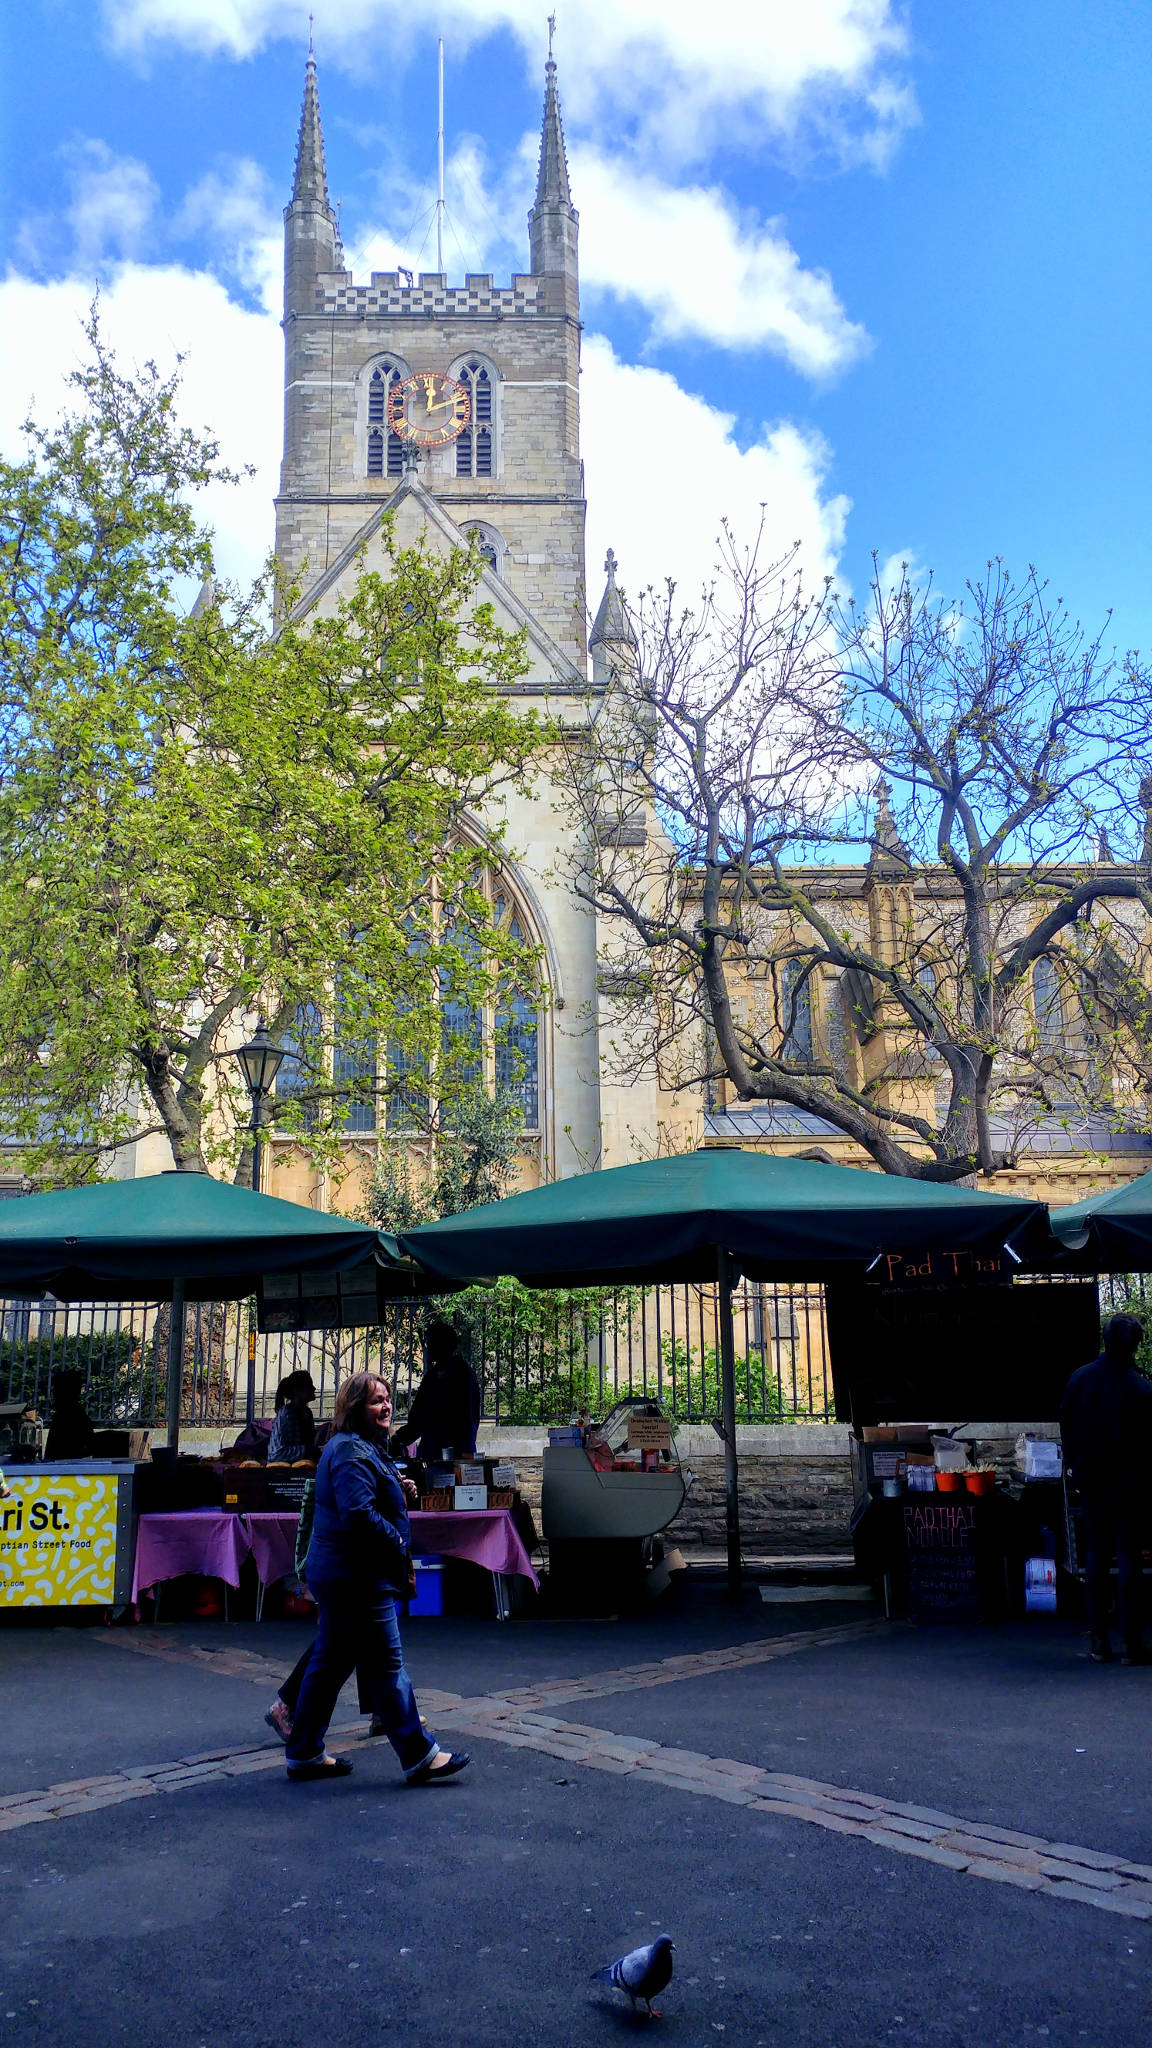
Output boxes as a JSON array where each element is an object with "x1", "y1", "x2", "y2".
[{"x1": 0, "y1": 1461, "x2": 136, "y2": 1609}]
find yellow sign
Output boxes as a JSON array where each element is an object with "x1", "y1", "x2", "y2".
[{"x1": 0, "y1": 1473, "x2": 121, "y2": 1607}]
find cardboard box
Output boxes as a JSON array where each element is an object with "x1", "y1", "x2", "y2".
[
  {"x1": 932, "y1": 1437, "x2": 970, "y2": 1472},
  {"x1": 454, "y1": 1484, "x2": 488, "y2": 1511},
  {"x1": 1016, "y1": 1434, "x2": 1062, "y2": 1479}
]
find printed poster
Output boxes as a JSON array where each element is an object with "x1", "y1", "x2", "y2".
[{"x1": 0, "y1": 1473, "x2": 121, "y2": 1606}]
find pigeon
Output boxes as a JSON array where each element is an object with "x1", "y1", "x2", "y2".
[{"x1": 591, "y1": 1933, "x2": 675, "y2": 2017}]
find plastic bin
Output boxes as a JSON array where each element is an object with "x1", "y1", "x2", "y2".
[{"x1": 407, "y1": 1555, "x2": 444, "y2": 1617}]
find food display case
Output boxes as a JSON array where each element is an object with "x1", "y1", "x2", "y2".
[{"x1": 541, "y1": 1398, "x2": 686, "y2": 1541}]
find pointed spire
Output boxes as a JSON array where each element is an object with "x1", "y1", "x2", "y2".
[
  {"x1": 867, "y1": 775, "x2": 910, "y2": 881},
  {"x1": 292, "y1": 47, "x2": 332, "y2": 210},
  {"x1": 590, "y1": 549, "x2": 635, "y2": 652},
  {"x1": 534, "y1": 42, "x2": 572, "y2": 210}
]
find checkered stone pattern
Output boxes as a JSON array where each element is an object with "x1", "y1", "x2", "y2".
[{"x1": 318, "y1": 278, "x2": 542, "y2": 318}]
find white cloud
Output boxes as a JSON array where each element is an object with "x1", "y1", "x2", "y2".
[
  {"x1": 18, "y1": 140, "x2": 160, "y2": 274},
  {"x1": 175, "y1": 157, "x2": 281, "y2": 312},
  {"x1": 575, "y1": 152, "x2": 869, "y2": 375},
  {"x1": 0, "y1": 266, "x2": 282, "y2": 591},
  {"x1": 348, "y1": 135, "x2": 867, "y2": 377},
  {"x1": 102, "y1": 0, "x2": 916, "y2": 171},
  {"x1": 581, "y1": 336, "x2": 849, "y2": 610}
]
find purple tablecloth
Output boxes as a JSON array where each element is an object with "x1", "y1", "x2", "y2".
[
  {"x1": 411, "y1": 1510, "x2": 539, "y2": 1588},
  {"x1": 132, "y1": 1511, "x2": 251, "y2": 1600},
  {"x1": 246, "y1": 1512, "x2": 299, "y2": 1588}
]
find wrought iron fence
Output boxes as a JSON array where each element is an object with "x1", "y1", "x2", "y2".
[{"x1": 0, "y1": 1279, "x2": 836, "y2": 1433}]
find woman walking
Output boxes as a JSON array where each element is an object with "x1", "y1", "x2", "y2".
[{"x1": 283, "y1": 1370, "x2": 469, "y2": 1785}]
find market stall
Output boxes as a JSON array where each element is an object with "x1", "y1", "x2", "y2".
[
  {"x1": 0, "y1": 1172, "x2": 394, "y2": 1612},
  {"x1": 129, "y1": 1504, "x2": 538, "y2": 1621},
  {"x1": 380, "y1": 1148, "x2": 1053, "y2": 1600}
]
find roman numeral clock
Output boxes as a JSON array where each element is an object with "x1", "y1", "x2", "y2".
[{"x1": 386, "y1": 370, "x2": 472, "y2": 448}]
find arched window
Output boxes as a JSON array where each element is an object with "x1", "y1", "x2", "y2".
[
  {"x1": 385, "y1": 870, "x2": 542, "y2": 1134},
  {"x1": 778, "y1": 959, "x2": 813, "y2": 1063},
  {"x1": 364, "y1": 362, "x2": 405, "y2": 479},
  {"x1": 454, "y1": 360, "x2": 496, "y2": 478},
  {"x1": 917, "y1": 964, "x2": 942, "y2": 1061},
  {"x1": 275, "y1": 1001, "x2": 323, "y2": 1133},
  {"x1": 466, "y1": 524, "x2": 504, "y2": 576},
  {"x1": 333, "y1": 977, "x2": 377, "y2": 1133},
  {"x1": 1033, "y1": 956, "x2": 1064, "y2": 1051},
  {"x1": 494, "y1": 899, "x2": 539, "y2": 1128}
]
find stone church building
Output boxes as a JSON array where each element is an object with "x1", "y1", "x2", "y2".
[
  {"x1": 113, "y1": 50, "x2": 1151, "y2": 1215},
  {"x1": 266, "y1": 47, "x2": 672, "y2": 1207}
]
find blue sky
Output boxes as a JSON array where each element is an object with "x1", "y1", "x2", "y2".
[{"x1": 4, "y1": 0, "x2": 1152, "y2": 655}]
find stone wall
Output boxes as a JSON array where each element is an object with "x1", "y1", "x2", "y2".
[{"x1": 479, "y1": 1424, "x2": 856, "y2": 1557}]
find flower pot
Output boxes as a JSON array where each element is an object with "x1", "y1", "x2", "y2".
[
  {"x1": 964, "y1": 1470, "x2": 995, "y2": 1496},
  {"x1": 935, "y1": 1470, "x2": 964, "y2": 1492}
]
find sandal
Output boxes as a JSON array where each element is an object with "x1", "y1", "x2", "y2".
[
  {"x1": 407, "y1": 1750, "x2": 470, "y2": 1786},
  {"x1": 287, "y1": 1756, "x2": 353, "y2": 1781},
  {"x1": 265, "y1": 1700, "x2": 293, "y2": 1743}
]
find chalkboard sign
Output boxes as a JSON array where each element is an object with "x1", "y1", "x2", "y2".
[{"x1": 903, "y1": 1497, "x2": 981, "y2": 1621}]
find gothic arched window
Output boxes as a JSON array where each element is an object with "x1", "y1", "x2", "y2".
[
  {"x1": 778, "y1": 959, "x2": 813, "y2": 1063},
  {"x1": 1033, "y1": 956, "x2": 1064, "y2": 1052},
  {"x1": 466, "y1": 524, "x2": 504, "y2": 576},
  {"x1": 386, "y1": 871, "x2": 541, "y2": 1134},
  {"x1": 454, "y1": 360, "x2": 496, "y2": 478},
  {"x1": 365, "y1": 362, "x2": 405, "y2": 479}
]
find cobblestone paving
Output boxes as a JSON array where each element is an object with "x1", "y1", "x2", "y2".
[{"x1": 5, "y1": 1622, "x2": 1148, "y2": 1925}]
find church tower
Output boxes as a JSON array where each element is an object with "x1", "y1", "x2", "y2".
[{"x1": 275, "y1": 46, "x2": 587, "y2": 669}]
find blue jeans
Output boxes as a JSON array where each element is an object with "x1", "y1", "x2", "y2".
[{"x1": 285, "y1": 1574, "x2": 437, "y2": 1776}]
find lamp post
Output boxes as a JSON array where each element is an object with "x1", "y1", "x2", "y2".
[
  {"x1": 233, "y1": 1019, "x2": 287, "y2": 1429},
  {"x1": 233, "y1": 1019, "x2": 287, "y2": 1195}
]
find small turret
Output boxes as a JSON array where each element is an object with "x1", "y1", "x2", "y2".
[
  {"x1": 284, "y1": 44, "x2": 341, "y2": 317},
  {"x1": 528, "y1": 32, "x2": 579, "y2": 318},
  {"x1": 590, "y1": 549, "x2": 636, "y2": 684}
]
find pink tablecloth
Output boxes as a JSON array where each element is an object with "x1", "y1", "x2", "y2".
[
  {"x1": 132, "y1": 1511, "x2": 252, "y2": 1600},
  {"x1": 246, "y1": 1512, "x2": 299, "y2": 1588},
  {"x1": 411, "y1": 1509, "x2": 539, "y2": 1588}
]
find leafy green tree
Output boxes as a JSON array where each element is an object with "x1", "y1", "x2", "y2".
[{"x1": 0, "y1": 313, "x2": 546, "y2": 1183}]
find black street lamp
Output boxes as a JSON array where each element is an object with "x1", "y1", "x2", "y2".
[{"x1": 233, "y1": 1019, "x2": 287, "y2": 1195}]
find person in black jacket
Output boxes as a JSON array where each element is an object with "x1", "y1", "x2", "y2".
[
  {"x1": 1060, "y1": 1313, "x2": 1152, "y2": 1663},
  {"x1": 283, "y1": 1370, "x2": 470, "y2": 1783},
  {"x1": 45, "y1": 1371, "x2": 96, "y2": 1461},
  {"x1": 390, "y1": 1317, "x2": 480, "y2": 1463}
]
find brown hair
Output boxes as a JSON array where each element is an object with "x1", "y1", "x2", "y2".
[{"x1": 332, "y1": 1371, "x2": 386, "y2": 1436}]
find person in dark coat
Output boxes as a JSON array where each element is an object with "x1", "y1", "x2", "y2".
[
  {"x1": 1060, "y1": 1313, "x2": 1152, "y2": 1663},
  {"x1": 390, "y1": 1317, "x2": 480, "y2": 1462},
  {"x1": 45, "y1": 1371, "x2": 96, "y2": 1461},
  {"x1": 283, "y1": 1369, "x2": 470, "y2": 1783}
]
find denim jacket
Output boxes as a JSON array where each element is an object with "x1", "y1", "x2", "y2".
[{"x1": 305, "y1": 1430, "x2": 411, "y2": 1595}]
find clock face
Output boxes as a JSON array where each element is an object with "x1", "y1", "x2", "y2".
[{"x1": 386, "y1": 371, "x2": 471, "y2": 448}]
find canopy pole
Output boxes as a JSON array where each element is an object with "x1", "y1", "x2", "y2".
[
  {"x1": 716, "y1": 1246, "x2": 742, "y2": 1602},
  {"x1": 166, "y1": 1277, "x2": 186, "y2": 1456}
]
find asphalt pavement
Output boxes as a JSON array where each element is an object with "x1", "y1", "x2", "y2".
[{"x1": 3, "y1": 1588, "x2": 1151, "y2": 2048}]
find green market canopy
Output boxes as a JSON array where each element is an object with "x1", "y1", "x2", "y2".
[
  {"x1": 1051, "y1": 1170, "x2": 1152, "y2": 1272},
  {"x1": 384, "y1": 1149, "x2": 1052, "y2": 1598},
  {"x1": 0, "y1": 1171, "x2": 390, "y2": 1303},
  {"x1": 385, "y1": 1148, "x2": 1052, "y2": 1291}
]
